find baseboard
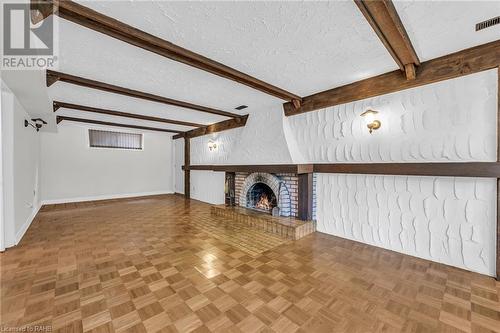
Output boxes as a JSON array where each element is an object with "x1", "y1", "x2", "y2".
[
  {"x1": 41, "y1": 190, "x2": 174, "y2": 205},
  {"x1": 14, "y1": 203, "x2": 41, "y2": 246}
]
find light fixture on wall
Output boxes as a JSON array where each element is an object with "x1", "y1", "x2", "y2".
[
  {"x1": 24, "y1": 118, "x2": 47, "y2": 132},
  {"x1": 360, "y1": 109, "x2": 381, "y2": 134},
  {"x1": 208, "y1": 140, "x2": 218, "y2": 152}
]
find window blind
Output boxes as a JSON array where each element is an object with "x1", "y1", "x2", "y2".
[{"x1": 89, "y1": 129, "x2": 142, "y2": 150}]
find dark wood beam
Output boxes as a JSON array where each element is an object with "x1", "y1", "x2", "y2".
[
  {"x1": 35, "y1": 0, "x2": 301, "y2": 102},
  {"x1": 53, "y1": 101, "x2": 204, "y2": 128},
  {"x1": 313, "y1": 162, "x2": 500, "y2": 178},
  {"x1": 284, "y1": 40, "x2": 500, "y2": 116},
  {"x1": 30, "y1": 0, "x2": 54, "y2": 24},
  {"x1": 182, "y1": 162, "x2": 500, "y2": 178},
  {"x1": 497, "y1": 67, "x2": 500, "y2": 280},
  {"x1": 47, "y1": 70, "x2": 240, "y2": 118},
  {"x1": 184, "y1": 164, "x2": 314, "y2": 174},
  {"x1": 56, "y1": 116, "x2": 183, "y2": 134},
  {"x1": 497, "y1": 178, "x2": 499, "y2": 280},
  {"x1": 355, "y1": 0, "x2": 419, "y2": 79},
  {"x1": 184, "y1": 137, "x2": 191, "y2": 199},
  {"x1": 173, "y1": 115, "x2": 249, "y2": 140},
  {"x1": 298, "y1": 173, "x2": 313, "y2": 221}
]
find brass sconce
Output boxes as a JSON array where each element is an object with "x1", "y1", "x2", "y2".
[
  {"x1": 360, "y1": 109, "x2": 381, "y2": 134},
  {"x1": 208, "y1": 140, "x2": 218, "y2": 152}
]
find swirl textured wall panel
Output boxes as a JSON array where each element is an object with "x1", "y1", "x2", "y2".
[
  {"x1": 316, "y1": 174, "x2": 496, "y2": 276},
  {"x1": 191, "y1": 127, "x2": 243, "y2": 165},
  {"x1": 191, "y1": 109, "x2": 293, "y2": 165},
  {"x1": 287, "y1": 70, "x2": 497, "y2": 163}
]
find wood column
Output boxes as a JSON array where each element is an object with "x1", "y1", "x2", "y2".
[
  {"x1": 298, "y1": 173, "x2": 313, "y2": 221},
  {"x1": 184, "y1": 137, "x2": 190, "y2": 199},
  {"x1": 497, "y1": 67, "x2": 500, "y2": 280}
]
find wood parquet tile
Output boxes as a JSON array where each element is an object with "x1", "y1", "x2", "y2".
[{"x1": 1, "y1": 194, "x2": 500, "y2": 332}]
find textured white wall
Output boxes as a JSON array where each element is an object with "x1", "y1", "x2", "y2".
[
  {"x1": 191, "y1": 109, "x2": 293, "y2": 165},
  {"x1": 1, "y1": 81, "x2": 42, "y2": 247},
  {"x1": 187, "y1": 71, "x2": 498, "y2": 276},
  {"x1": 286, "y1": 70, "x2": 497, "y2": 163},
  {"x1": 316, "y1": 174, "x2": 496, "y2": 276},
  {"x1": 41, "y1": 123, "x2": 174, "y2": 203},
  {"x1": 296, "y1": 70, "x2": 499, "y2": 276},
  {"x1": 189, "y1": 109, "x2": 293, "y2": 207},
  {"x1": 190, "y1": 170, "x2": 225, "y2": 205}
]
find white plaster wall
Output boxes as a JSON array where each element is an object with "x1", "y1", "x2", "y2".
[
  {"x1": 189, "y1": 108, "x2": 294, "y2": 205},
  {"x1": 286, "y1": 70, "x2": 497, "y2": 163},
  {"x1": 40, "y1": 123, "x2": 174, "y2": 203},
  {"x1": 289, "y1": 70, "x2": 499, "y2": 276},
  {"x1": 191, "y1": 109, "x2": 293, "y2": 165},
  {"x1": 190, "y1": 170, "x2": 225, "y2": 205},
  {"x1": 1, "y1": 81, "x2": 42, "y2": 247},
  {"x1": 316, "y1": 174, "x2": 496, "y2": 276},
  {"x1": 191, "y1": 127, "x2": 243, "y2": 165}
]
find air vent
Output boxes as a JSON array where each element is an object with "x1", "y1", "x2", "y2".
[
  {"x1": 235, "y1": 105, "x2": 248, "y2": 110},
  {"x1": 476, "y1": 16, "x2": 499, "y2": 31}
]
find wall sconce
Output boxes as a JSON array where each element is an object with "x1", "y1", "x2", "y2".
[
  {"x1": 208, "y1": 140, "x2": 218, "y2": 152},
  {"x1": 360, "y1": 109, "x2": 381, "y2": 134},
  {"x1": 24, "y1": 118, "x2": 47, "y2": 132}
]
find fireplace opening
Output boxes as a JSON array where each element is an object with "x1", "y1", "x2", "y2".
[{"x1": 246, "y1": 182, "x2": 277, "y2": 213}]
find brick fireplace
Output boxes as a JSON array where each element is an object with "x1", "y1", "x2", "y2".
[
  {"x1": 235, "y1": 172, "x2": 298, "y2": 217},
  {"x1": 225, "y1": 171, "x2": 316, "y2": 220},
  {"x1": 186, "y1": 164, "x2": 317, "y2": 239}
]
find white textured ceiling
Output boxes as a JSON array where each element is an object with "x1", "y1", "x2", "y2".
[
  {"x1": 51, "y1": 0, "x2": 398, "y2": 130},
  {"x1": 394, "y1": 1, "x2": 500, "y2": 61},
  {"x1": 73, "y1": 0, "x2": 397, "y2": 95},
  {"x1": 17, "y1": 0, "x2": 500, "y2": 133}
]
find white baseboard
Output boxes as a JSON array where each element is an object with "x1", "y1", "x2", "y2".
[
  {"x1": 41, "y1": 190, "x2": 174, "y2": 205},
  {"x1": 14, "y1": 203, "x2": 41, "y2": 246}
]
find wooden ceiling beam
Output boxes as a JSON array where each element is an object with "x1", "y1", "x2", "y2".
[
  {"x1": 32, "y1": 0, "x2": 301, "y2": 103},
  {"x1": 30, "y1": 0, "x2": 54, "y2": 24},
  {"x1": 355, "y1": 0, "x2": 419, "y2": 80},
  {"x1": 47, "y1": 70, "x2": 240, "y2": 118},
  {"x1": 173, "y1": 115, "x2": 248, "y2": 140},
  {"x1": 284, "y1": 40, "x2": 500, "y2": 116},
  {"x1": 56, "y1": 116, "x2": 183, "y2": 134},
  {"x1": 53, "y1": 101, "x2": 204, "y2": 128}
]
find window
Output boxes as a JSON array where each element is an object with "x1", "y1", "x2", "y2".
[{"x1": 88, "y1": 129, "x2": 143, "y2": 150}]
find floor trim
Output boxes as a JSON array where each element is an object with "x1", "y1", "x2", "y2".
[
  {"x1": 13, "y1": 203, "x2": 41, "y2": 247},
  {"x1": 41, "y1": 190, "x2": 174, "y2": 205}
]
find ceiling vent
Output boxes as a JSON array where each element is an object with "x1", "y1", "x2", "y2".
[
  {"x1": 475, "y1": 16, "x2": 499, "y2": 31},
  {"x1": 235, "y1": 105, "x2": 248, "y2": 110}
]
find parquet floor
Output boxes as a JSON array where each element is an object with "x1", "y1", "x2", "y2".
[{"x1": 1, "y1": 195, "x2": 500, "y2": 333}]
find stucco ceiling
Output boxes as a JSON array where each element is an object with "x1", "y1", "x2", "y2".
[
  {"x1": 16, "y1": 0, "x2": 500, "y2": 133},
  {"x1": 51, "y1": 0, "x2": 398, "y2": 129},
  {"x1": 394, "y1": 1, "x2": 500, "y2": 61}
]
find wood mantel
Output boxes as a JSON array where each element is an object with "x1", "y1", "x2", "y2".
[
  {"x1": 183, "y1": 162, "x2": 500, "y2": 178},
  {"x1": 183, "y1": 164, "x2": 314, "y2": 174}
]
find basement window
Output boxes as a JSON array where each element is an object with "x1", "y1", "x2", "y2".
[{"x1": 88, "y1": 129, "x2": 143, "y2": 150}]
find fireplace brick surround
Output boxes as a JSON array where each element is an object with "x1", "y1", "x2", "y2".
[
  {"x1": 209, "y1": 168, "x2": 317, "y2": 240},
  {"x1": 235, "y1": 172, "x2": 299, "y2": 217}
]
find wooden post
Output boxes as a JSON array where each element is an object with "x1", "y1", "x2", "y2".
[
  {"x1": 497, "y1": 178, "x2": 499, "y2": 280},
  {"x1": 497, "y1": 67, "x2": 500, "y2": 280},
  {"x1": 298, "y1": 173, "x2": 313, "y2": 221},
  {"x1": 184, "y1": 137, "x2": 190, "y2": 199}
]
